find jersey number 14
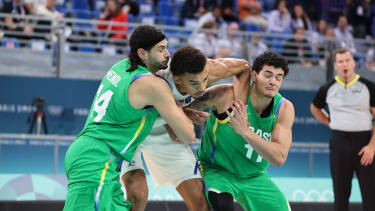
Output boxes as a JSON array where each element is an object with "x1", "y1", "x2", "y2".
[{"x1": 90, "y1": 84, "x2": 114, "y2": 122}]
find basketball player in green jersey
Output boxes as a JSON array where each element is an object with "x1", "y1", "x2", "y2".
[
  {"x1": 185, "y1": 51, "x2": 295, "y2": 211},
  {"x1": 63, "y1": 25, "x2": 196, "y2": 211}
]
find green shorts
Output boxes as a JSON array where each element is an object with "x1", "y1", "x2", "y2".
[
  {"x1": 63, "y1": 135, "x2": 132, "y2": 211},
  {"x1": 202, "y1": 167, "x2": 290, "y2": 211}
]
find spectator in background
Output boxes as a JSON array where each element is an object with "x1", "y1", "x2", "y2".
[
  {"x1": 1, "y1": 0, "x2": 33, "y2": 43},
  {"x1": 119, "y1": 0, "x2": 139, "y2": 17},
  {"x1": 221, "y1": 0, "x2": 238, "y2": 22},
  {"x1": 97, "y1": 0, "x2": 128, "y2": 40},
  {"x1": 34, "y1": 0, "x2": 63, "y2": 35},
  {"x1": 24, "y1": 0, "x2": 46, "y2": 15},
  {"x1": 323, "y1": 27, "x2": 340, "y2": 75},
  {"x1": 266, "y1": 0, "x2": 291, "y2": 33},
  {"x1": 324, "y1": 27, "x2": 341, "y2": 55},
  {"x1": 366, "y1": 46, "x2": 375, "y2": 71},
  {"x1": 188, "y1": 21, "x2": 218, "y2": 58},
  {"x1": 346, "y1": 0, "x2": 373, "y2": 38},
  {"x1": 282, "y1": 27, "x2": 313, "y2": 66},
  {"x1": 311, "y1": 19, "x2": 328, "y2": 53},
  {"x1": 237, "y1": 0, "x2": 268, "y2": 30},
  {"x1": 334, "y1": 15, "x2": 356, "y2": 53},
  {"x1": 248, "y1": 34, "x2": 268, "y2": 63},
  {"x1": 181, "y1": 0, "x2": 217, "y2": 20},
  {"x1": 291, "y1": 4, "x2": 312, "y2": 33},
  {"x1": 311, "y1": 48, "x2": 375, "y2": 211},
  {"x1": 197, "y1": 6, "x2": 222, "y2": 30},
  {"x1": 288, "y1": 0, "x2": 322, "y2": 22},
  {"x1": 217, "y1": 22, "x2": 244, "y2": 58}
]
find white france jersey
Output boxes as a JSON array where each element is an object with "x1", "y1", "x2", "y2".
[{"x1": 157, "y1": 68, "x2": 195, "y2": 108}]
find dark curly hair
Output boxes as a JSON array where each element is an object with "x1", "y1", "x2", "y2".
[
  {"x1": 252, "y1": 51, "x2": 289, "y2": 77},
  {"x1": 170, "y1": 46, "x2": 207, "y2": 76},
  {"x1": 127, "y1": 25, "x2": 166, "y2": 72}
]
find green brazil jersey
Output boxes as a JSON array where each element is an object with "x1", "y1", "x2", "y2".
[
  {"x1": 77, "y1": 59, "x2": 159, "y2": 162},
  {"x1": 198, "y1": 85, "x2": 285, "y2": 178}
]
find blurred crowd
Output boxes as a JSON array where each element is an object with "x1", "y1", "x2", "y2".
[{"x1": 1, "y1": 0, "x2": 375, "y2": 70}]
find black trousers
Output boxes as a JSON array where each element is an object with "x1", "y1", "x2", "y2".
[{"x1": 330, "y1": 130, "x2": 375, "y2": 211}]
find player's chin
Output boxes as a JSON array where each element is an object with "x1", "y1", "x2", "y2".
[{"x1": 264, "y1": 92, "x2": 275, "y2": 98}]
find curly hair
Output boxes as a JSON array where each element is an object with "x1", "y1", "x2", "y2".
[
  {"x1": 127, "y1": 25, "x2": 166, "y2": 72},
  {"x1": 170, "y1": 46, "x2": 207, "y2": 76},
  {"x1": 252, "y1": 51, "x2": 289, "y2": 77}
]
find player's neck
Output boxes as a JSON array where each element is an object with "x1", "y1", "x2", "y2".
[
  {"x1": 250, "y1": 87, "x2": 273, "y2": 115},
  {"x1": 145, "y1": 64, "x2": 159, "y2": 74}
]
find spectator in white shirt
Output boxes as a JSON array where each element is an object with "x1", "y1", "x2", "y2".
[
  {"x1": 290, "y1": 4, "x2": 312, "y2": 33},
  {"x1": 217, "y1": 22, "x2": 244, "y2": 58},
  {"x1": 266, "y1": 0, "x2": 291, "y2": 33},
  {"x1": 188, "y1": 21, "x2": 219, "y2": 58},
  {"x1": 248, "y1": 34, "x2": 268, "y2": 64},
  {"x1": 334, "y1": 15, "x2": 356, "y2": 53}
]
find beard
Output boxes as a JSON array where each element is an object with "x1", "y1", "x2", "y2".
[{"x1": 149, "y1": 55, "x2": 169, "y2": 70}]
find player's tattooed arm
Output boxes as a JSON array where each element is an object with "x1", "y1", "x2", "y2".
[
  {"x1": 186, "y1": 84, "x2": 234, "y2": 111},
  {"x1": 185, "y1": 91, "x2": 211, "y2": 111}
]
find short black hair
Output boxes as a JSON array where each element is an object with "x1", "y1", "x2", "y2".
[
  {"x1": 252, "y1": 51, "x2": 289, "y2": 77},
  {"x1": 333, "y1": 47, "x2": 353, "y2": 62},
  {"x1": 170, "y1": 46, "x2": 207, "y2": 76},
  {"x1": 127, "y1": 25, "x2": 166, "y2": 72}
]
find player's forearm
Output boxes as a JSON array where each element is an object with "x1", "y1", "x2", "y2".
[
  {"x1": 185, "y1": 99, "x2": 210, "y2": 111},
  {"x1": 310, "y1": 104, "x2": 329, "y2": 126},
  {"x1": 168, "y1": 115, "x2": 195, "y2": 144},
  {"x1": 186, "y1": 84, "x2": 233, "y2": 111},
  {"x1": 241, "y1": 129, "x2": 288, "y2": 167}
]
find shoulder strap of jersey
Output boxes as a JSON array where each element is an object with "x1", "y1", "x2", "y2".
[{"x1": 275, "y1": 97, "x2": 285, "y2": 119}]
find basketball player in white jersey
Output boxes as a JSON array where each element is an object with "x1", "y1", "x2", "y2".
[{"x1": 120, "y1": 46, "x2": 250, "y2": 211}]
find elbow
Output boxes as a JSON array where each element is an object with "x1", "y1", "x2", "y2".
[
  {"x1": 272, "y1": 158, "x2": 286, "y2": 168},
  {"x1": 309, "y1": 103, "x2": 315, "y2": 113},
  {"x1": 240, "y1": 60, "x2": 250, "y2": 70},
  {"x1": 272, "y1": 153, "x2": 287, "y2": 167}
]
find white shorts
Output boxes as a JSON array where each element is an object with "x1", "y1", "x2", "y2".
[{"x1": 120, "y1": 133, "x2": 201, "y2": 188}]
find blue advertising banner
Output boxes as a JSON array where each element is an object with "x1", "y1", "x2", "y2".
[
  {"x1": 0, "y1": 76, "x2": 331, "y2": 142},
  {"x1": 279, "y1": 90, "x2": 331, "y2": 142},
  {"x1": 0, "y1": 76, "x2": 99, "y2": 135}
]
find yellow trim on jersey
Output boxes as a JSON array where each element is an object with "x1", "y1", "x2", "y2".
[
  {"x1": 213, "y1": 119, "x2": 218, "y2": 144},
  {"x1": 335, "y1": 74, "x2": 360, "y2": 87},
  {"x1": 100, "y1": 159, "x2": 111, "y2": 183},
  {"x1": 120, "y1": 114, "x2": 146, "y2": 155},
  {"x1": 199, "y1": 163, "x2": 204, "y2": 176},
  {"x1": 95, "y1": 153, "x2": 114, "y2": 206},
  {"x1": 217, "y1": 117, "x2": 231, "y2": 124}
]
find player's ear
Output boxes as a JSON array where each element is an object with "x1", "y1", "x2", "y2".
[
  {"x1": 251, "y1": 70, "x2": 257, "y2": 82},
  {"x1": 137, "y1": 48, "x2": 147, "y2": 60},
  {"x1": 173, "y1": 75, "x2": 181, "y2": 85}
]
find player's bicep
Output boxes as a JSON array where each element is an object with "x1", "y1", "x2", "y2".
[
  {"x1": 207, "y1": 60, "x2": 229, "y2": 84},
  {"x1": 208, "y1": 59, "x2": 249, "y2": 84},
  {"x1": 271, "y1": 100, "x2": 294, "y2": 153}
]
